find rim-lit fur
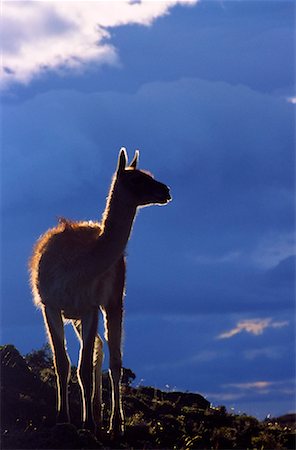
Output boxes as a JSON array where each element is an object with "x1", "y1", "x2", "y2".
[{"x1": 29, "y1": 148, "x2": 171, "y2": 436}]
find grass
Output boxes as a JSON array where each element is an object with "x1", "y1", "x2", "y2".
[{"x1": 1, "y1": 344, "x2": 295, "y2": 449}]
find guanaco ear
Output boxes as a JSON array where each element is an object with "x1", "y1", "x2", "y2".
[
  {"x1": 129, "y1": 150, "x2": 139, "y2": 169},
  {"x1": 117, "y1": 147, "x2": 127, "y2": 174}
]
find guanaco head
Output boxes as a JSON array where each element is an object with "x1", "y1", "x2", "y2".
[{"x1": 116, "y1": 147, "x2": 171, "y2": 207}]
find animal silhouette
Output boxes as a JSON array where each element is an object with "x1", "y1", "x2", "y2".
[{"x1": 29, "y1": 148, "x2": 171, "y2": 436}]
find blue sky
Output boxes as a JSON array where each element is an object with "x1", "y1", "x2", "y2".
[{"x1": 1, "y1": 1, "x2": 295, "y2": 420}]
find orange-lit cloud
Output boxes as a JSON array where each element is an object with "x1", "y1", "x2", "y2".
[
  {"x1": 1, "y1": 1, "x2": 197, "y2": 88},
  {"x1": 218, "y1": 318, "x2": 289, "y2": 339},
  {"x1": 206, "y1": 379, "x2": 294, "y2": 405},
  {"x1": 226, "y1": 381, "x2": 272, "y2": 390}
]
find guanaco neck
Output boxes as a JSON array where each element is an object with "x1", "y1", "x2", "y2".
[{"x1": 92, "y1": 177, "x2": 137, "y2": 273}]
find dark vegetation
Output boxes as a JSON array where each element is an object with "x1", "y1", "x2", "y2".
[{"x1": 1, "y1": 344, "x2": 295, "y2": 449}]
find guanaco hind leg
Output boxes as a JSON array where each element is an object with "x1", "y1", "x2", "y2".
[
  {"x1": 73, "y1": 309, "x2": 98, "y2": 431},
  {"x1": 72, "y1": 315, "x2": 103, "y2": 431}
]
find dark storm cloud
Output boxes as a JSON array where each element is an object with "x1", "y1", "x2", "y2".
[
  {"x1": 3, "y1": 77, "x2": 294, "y2": 207},
  {"x1": 2, "y1": 78, "x2": 294, "y2": 328},
  {"x1": 126, "y1": 255, "x2": 294, "y2": 316}
]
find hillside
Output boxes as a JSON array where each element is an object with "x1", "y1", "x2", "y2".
[{"x1": 1, "y1": 344, "x2": 295, "y2": 449}]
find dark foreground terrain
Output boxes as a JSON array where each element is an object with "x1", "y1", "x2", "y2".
[{"x1": 1, "y1": 344, "x2": 295, "y2": 449}]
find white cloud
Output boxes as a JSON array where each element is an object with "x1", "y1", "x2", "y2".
[
  {"x1": 1, "y1": 0, "x2": 197, "y2": 88},
  {"x1": 218, "y1": 318, "x2": 289, "y2": 339},
  {"x1": 287, "y1": 97, "x2": 296, "y2": 104}
]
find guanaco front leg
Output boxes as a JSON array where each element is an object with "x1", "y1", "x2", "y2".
[
  {"x1": 105, "y1": 306, "x2": 124, "y2": 436},
  {"x1": 43, "y1": 306, "x2": 70, "y2": 424}
]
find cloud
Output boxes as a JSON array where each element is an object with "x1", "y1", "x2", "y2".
[
  {"x1": 204, "y1": 383, "x2": 272, "y2": 404},
  {"x1": 287, "y1": 97, "x2": 296, "y2": 104},
  {"x1": 206, "y1": 379, "x2": 295, "y2": 411},
  {"x1": 193, "y1": 251, "x2": 242, "y2": 265},
  {"x1": 222, "y1": 379, "x2": 295, "y2": 396},
  {"x1": 193, "y1": 233, "x2": 295, "y2": 270},
  {"x1": 250, "y1": 234, "x2": 295, "y2": 269},
  {"x1": 1, "y1": 0, "x2": 197, "y2": 88},
  {"x1": 225, "y1": 381, "x2": 272, "y2": 390},
  {"x1": 142, "y1": 350, "x2": 220, "y2": 372},
  {"x1": 218, "y1": 318, "x2": 289, "y2": 339},
  {"x1": 2, "y1": 78, "x2": 294, "y2": 323},
  {"x1": 243, "y1": 347, "x2": 282, "y2": 361},
  {"x1": 205, "y1": 392, "x2": 244, "y2": 402},
  {"x1": 264, "y1": 255, "x2": 296, "y2": 289},
  {"x1": 2, "y1": 77, "x2": 293, "y2": 213}
]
